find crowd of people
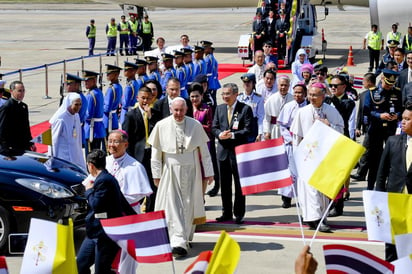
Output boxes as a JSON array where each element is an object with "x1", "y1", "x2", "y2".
[{"x1": 2, "y1": 15, "x2": 412, "y2": 271}]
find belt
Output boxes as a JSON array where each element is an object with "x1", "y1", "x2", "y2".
[
  {"x1": 108, "y1": 110, "x2": 117, "y2": 131},
  {"x1": 89, "y1": 117, "x2": 103, "y2": 142},
  {"x1": 270, "y1": 116, "x2": 277, "y2": 124}
]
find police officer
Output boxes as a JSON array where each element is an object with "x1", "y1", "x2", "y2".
[
  {"x1": 193, "y1": 45, "x2": 207, "y2": 77},
  {"x1": 145, "y1": 56, "x2": 161, "y2": 84},
  {"x1": 363, "y1": 69, "x2": 402, "y2": 190},
  {"x1": 118, "y1": 15, "x2": 130, "y2": 56},
  {"x1": 106, "y1": 18, "x2": 117, "y2": 56},
  {"x1": 135, "y1": 58, "x2": 148, "y2": 83},
  {"x1": 174, "y1": 50, "x2": 188, "y2": 99},
  {"x1": 103, "y1": 64, "x2": 122, "y2": 133},
  {"x1": 120, "y1": 61, "x2": 142, "y2": 125},
  {"x1": 201, "y1": 40, "x2": 221, "y2": 104},
  {"x1": 85, "y1": 19, "x2": 96, "y2": 56},
  {"x1": 376, "y1": 40, "x2": 400, "y2": 76},
  {"x1": 237, "y1": 73, "x2": 264, "y2": 143},
  {"x1": 160, "y1": 53, "x2": 176, "y2": 92},
  {"x1": 363, "y1": 24, "x2": 384, "y2": 73},
  {"x1": 83, "y1": 70, "x2": 106, "y2": 155},
  {"x1": 141, "y1": 14, "x2": 154, "y2": 52},
  {"x1": 182, "y1": 48, "x2": 195, "y2": 90}
]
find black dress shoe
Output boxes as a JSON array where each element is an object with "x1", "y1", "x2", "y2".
[
  {"x1": 207, "y1": 189, "x2": 218, "y2": 197},
  {"x1": 281, "y1": 196, "x2": 292, "y2": 208},
  {"x1": 172, "y1": 247, "x2": 187, "y2": 258},
  {"x1": 319, "y1": 223, "x2": 332, "y2": 233},
  {"x1": 343, "y1": 192, "x2": 350, "y2": 201},
  {"x1": 235, "y1": 216, "x2": 244, "y2": 224},
  {"x1": 328, "y1": 208, "x2": 343, "y2": 217},
  {"x1": 350, "y1": 174, "x2": 365, "y2": 181},
  {"x1": 307, "y1": 221, "x2": 317, "y2": 230},
  {"x1": 216, "y1": 215, "x2": 232, "y2": 222}
]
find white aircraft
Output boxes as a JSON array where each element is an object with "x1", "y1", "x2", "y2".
[{"x1": 110, "y1": 0, "x2": 411, "y2": 35}]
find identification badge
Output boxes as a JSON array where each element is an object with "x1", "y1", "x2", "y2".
[
  {"x1": 232, "y1": 120, "x2": 239, "y2": 130},
  {"x1": 95, "y1": 212, "x2": 108, "y2": 219},
  {"x1": 73, "y1": 128, "x2": 77, "y2": 138}
]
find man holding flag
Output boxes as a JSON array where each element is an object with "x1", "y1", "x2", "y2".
[
  {"x1": 375, "y1": 101, "x2": 412, "y2": 261},
  {"x1": 290, "y1": 83, "x2": 344, "y2": 232}
]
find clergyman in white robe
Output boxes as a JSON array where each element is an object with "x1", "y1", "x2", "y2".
[
  {"x1": 290, "y1": 102, "x2": 344, "y2": 222},
  {"x1": 148, "y1": 115, "x2": 213, "y2": 250},
  {"x1": 263, "y1": 91, "x2": 294, "y2": 139},
  {"x1": 50, "y1": 93, "x2": 85, "y2": 170}
]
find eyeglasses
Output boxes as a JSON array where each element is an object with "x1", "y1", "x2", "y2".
[
  {"x1": 316, "y1": 72, "x2": 325, "y2": 76},
  {"x1": 108, "y1": 140, "x2": 123, "y2": 145},
  {"x1": 330, "y1": 84, "x2": 343, "y2": 88}
]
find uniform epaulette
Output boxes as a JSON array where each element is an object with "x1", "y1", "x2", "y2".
[{"x1": 238, "y1": 92, "x2": 244, "y2": 96}]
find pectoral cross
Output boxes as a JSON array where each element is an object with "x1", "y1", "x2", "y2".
[{"x1": 178, "y1": 144, "x2": 185, "y2": 154}]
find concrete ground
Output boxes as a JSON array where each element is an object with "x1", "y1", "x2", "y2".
[{"x1": 0, "y1": 3, "x2": 384, "y2": 273}]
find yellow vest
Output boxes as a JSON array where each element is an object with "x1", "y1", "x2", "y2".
[
  {"x1": 406, "y1": 36, "x2": 412, "y2": 50},
  {"x1": 107, "y1": 23, "x2": 117, "y2": 37},
  {"x1": 87, "y1": 25, "x2": 96, "y2": 38},
  {"x1": 129, "y1": 20, "x2": 138, "y2": 33},
  {"x1": 119, "y1": 22, "x2": 129, "y2": 35},
  {"x1": 367, "y1": 31, "x2": 382, "y2": 50},
  {"x1": 388, "y1": 31, "x2": 401, "y2": 42},
  {"x1": 142, "y1": 21, "x2": 152, "y2": 34}
]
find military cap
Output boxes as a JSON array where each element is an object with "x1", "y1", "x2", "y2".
[
  {"x1": 66, "y1": 73, "x2": 83, "y2": 84},
  {"x1": 181, "y1": 48, "x2": 194, "y2": 55},
  {"x1": 105, "y1": 64, "x2": 122, "y2": 74},
  {"x1": 387, "y1": 40, "x2": 400, "y2": 48},
  {"x1": 161, "y1": 53, "x2": 175, "y2": 61},
  {"x1": 82, "y1": 70, "x2": 99, "y2": 80},
  {"x1": 382, "y1": 68, "x2": 400, "y2": 85},
  {"x1": 193, "y1": 74, "x2": 208, "y2": 83},
  {"x1": 240, "y1": 73, "x2": 256, "y2": 82},
  {"x1": 194, "y1": 45, "x2": 205, "y2": 53},
  {"x1": 135, "y1": 58, "x2": 148, "y2": 67},
  {"x1": 200, "y1": 40, "x2": 213, "y2": 47},
  {"x1": 124, "y1": 61, "x2": 139, "y2": 70},
  {"x1": 174, "y1": 50, "x2": 185, "y2": 57},
  {"x1": 145, "y1": 55, "x2": 158, "y2": 64}
]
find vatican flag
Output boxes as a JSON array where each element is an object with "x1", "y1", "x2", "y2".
[
  {"x1": 20, "y1": 218, "x2": 77, "y2": 274},
  {"x1": 294, "y1": 120, "x2": 365, "y2": 199}
]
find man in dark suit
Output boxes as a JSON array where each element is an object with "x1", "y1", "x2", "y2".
[
  {"x1": 0, "y1": 80, "x2": 34, "y2": 156},
  {"x1": 397, "y1": 50, "x2": 412, "y2": 103},
  {"x1": 77, "y1": 149, "x2": 135, "y2": 274},
  {"x1": 212, "y1": 83, "x2": 253, "y2": 224},
  {"x1": 256, "y1": 1, "x2": 269, "y2": 19},
  {"x1": 123, "y1": 86, "x2": 157, "y2": 212},
  {"x1": 375, "y1": 102, "x2": 412, "y2": 262},
  {"x1": 152, "y1": 77, "x2": 193, "y2": 122},
  {"x1": 265, "y1": 10, "x2": 277, "y2": 45},
  {"x1": 252, "y1": 12, "x2": 267, "y2": 52},
  {"x1": 275, "y1": 9, "x2": 290, "y2": 60}
]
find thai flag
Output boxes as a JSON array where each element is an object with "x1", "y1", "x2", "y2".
[
  {"x1": 100, "y1": 211, "x2": 173, "y2": 263},
  {"x1": 184, "y1": 251, "x2": 213, "y2": 274},
  {"x1": 0, "y1": 256, "x2": 8, "y2": 274},
  {"x1": 323, "y1": 244, "x2": 394, "y2": 274},
  {"x1": 353, "y1": 76, "x2": 364, "y2": 89},
  {"x1": 235, "y1": 138, "x2": 293, "y2": 195}
]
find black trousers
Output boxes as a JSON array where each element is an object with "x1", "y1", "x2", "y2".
[
  {"x1": 219, "y1": 152, "x2": 245, "y2": 218},
  {"x1": 356, "y1": 132, "x2": 370, "y2": 178},
  {"x1": 368, "y1": 47, "x2": 380, "y2": 70},
  {"x1": 142, "y1": 148, "x2": 157, "y2": 212}
]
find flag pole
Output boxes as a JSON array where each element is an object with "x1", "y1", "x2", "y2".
[
  {"x1": 309, "y1": 199, "x2": 334, "y2": 247},
  {"x1": 171, "y1": 258, "x2": 176, "y2": 274},
  {"x1": 292, "y1": 184, "x2": 306, "y2": 245}
]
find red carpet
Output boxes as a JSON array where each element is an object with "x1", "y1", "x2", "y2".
[
  {"x1": 31, "y1": 121, "x2": 50, "y2": 153},
  {"x1": 218, "y1": 63, "x2": 291, "y2": 80}
]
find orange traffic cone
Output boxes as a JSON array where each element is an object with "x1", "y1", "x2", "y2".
[{"x1": 346, "y1": 46, "x2": 355, "y2": 66}]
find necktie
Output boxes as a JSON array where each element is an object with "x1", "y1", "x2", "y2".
[
  {"x1": 406, "y1": 138, "x2": 412, "y2": 170},
  {"x1": 143, "y1": 111, "x2": 149, "y2": 146},
  {"x1": 228, "y1": 105, "x2": 233, "y2": 124},
  {"x1": 409, "y1": 70, "x2": 412, "y2": 83}
]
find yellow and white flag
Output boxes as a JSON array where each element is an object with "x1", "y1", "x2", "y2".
[
  {"x1": 32, "y1": 128, "x2": 52, "y2": 146},
  {"x1": 206, "y1": 231, "x2": 240, "y2": 274},
  {"x1": 294, "y1": 120, "x2": 365, "y2": 199},
  {"x1": 363, "y1": 190, "x2": 412, "y2": 244},
  {"x1": 20, "y1": 218, "x2": 77, "y2": 274}
]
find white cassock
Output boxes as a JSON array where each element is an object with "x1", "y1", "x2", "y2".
[
  {"x1": 51, "y1": 109, "x2": 85, "y2": 170},
  {"x1": 263, "y1": 92, "x2": 294, "y2": 138},
  {"x1": 290, "y1": 103, "x2": 344, "y2": 222},
  {"x1": 106, "y1": 153, "x2": 153, "y2": 274},
  {"x1": 148, "y1": 116, "x2": 213, "y2": 249},
  {"x1": 277, "y1": 100, "x2": 307, "y2": 198}
]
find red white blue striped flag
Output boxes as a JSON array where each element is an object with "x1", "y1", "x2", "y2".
[
  {"x1": 184, "y1": 250, "x2": 212, "y2": 274},
  {"x1": 100, "y1": 211, "x2": 173, "y2": 263},
  {"x1": 323, "y1": 244, "x2": 394, "y2": 274},
  {"x1": 235, "y1": 138, "x2": 293, "y2": 195}
]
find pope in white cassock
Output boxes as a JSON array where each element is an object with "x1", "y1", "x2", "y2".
[
  {"x1": 106, "y1": 129, "x2": 153, "y2": 274},
  {"x1": 50, "y1": 93, "x2": 86, "y2": 170},
  {"x1": 148, "y1": 97, "x2": 214, "y2": 257},
  {"x1": 290, "y1": 83, "x2": 344, "y2": 233}
]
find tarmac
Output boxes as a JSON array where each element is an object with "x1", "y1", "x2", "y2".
[{"x1": 0, "y1": 3, "x2": 385, "y2": 273}]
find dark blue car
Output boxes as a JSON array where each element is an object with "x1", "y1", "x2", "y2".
[{"x1": 0, "y1": 152, "x2": 88, "y2": 253}]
